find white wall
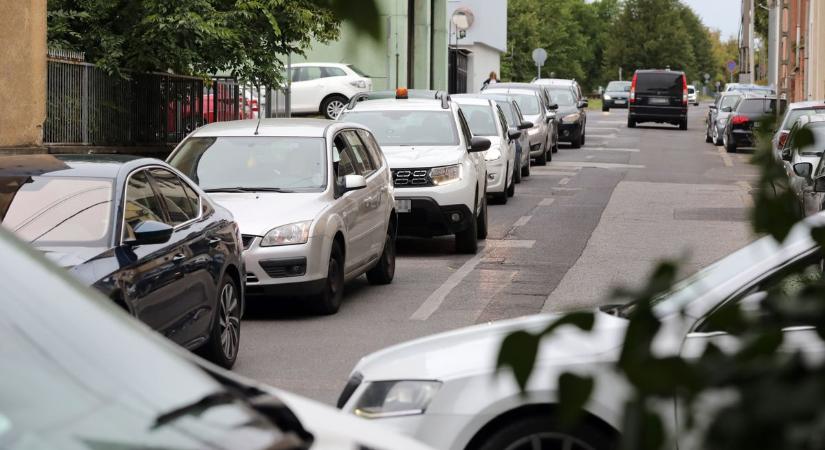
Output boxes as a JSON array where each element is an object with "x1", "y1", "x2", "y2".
[
  {"x1": 447, "y1": 0, "x2": 507, "y2": 52},
  {"x1": 461, "y1": 43, "x2": 501, "y2": 92}
]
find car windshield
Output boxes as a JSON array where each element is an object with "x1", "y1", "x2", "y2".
[
  {"x1": 797, "y1": 125, "x2": 825, "y2": 156},
  {"x1": 720, "y1": 95, "x2": 741, "y2": 109},
  {"x1": 688, "y1": 87, "x2": 696, "y2": 94},
  {"x1": 460, "y1": 104, "x2": 498, "y2": 136},
  {"x1": 509, "y1": 94, "x2": 540, "y2": 115},
  {"x1": 549, "y1": 90, "x2": 576, "y2": 106},
  {"x1": 784, "y1": 109, "x2": 825, "y2": 130},
  {"x1": 169, "y1": 137, "x2": 327, "y2": 191},
  {"x1": 0, "y1": 176, "x2": 113, "y2": 247},
  {"x1": 636, "y1": 72, "x2": 683, "y2": 95},
  {"x1": 341, "y1": 110, "x2": 459, "y2": 146},
  {"x1": 606, "y1": 82, "x2": 630, "y2": 92},
  {"x1": 497, "y1": 102, "x2": 517, "y2": 124}
]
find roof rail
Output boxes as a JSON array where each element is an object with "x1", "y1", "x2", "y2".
[{"x1": 434, "y1": 90, "x2": 450, "y2": 109}]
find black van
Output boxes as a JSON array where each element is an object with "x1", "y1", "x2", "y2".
[{"x1": 628, "y1": 69, "x2": 688, "y2": 130}]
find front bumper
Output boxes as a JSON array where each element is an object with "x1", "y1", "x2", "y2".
[
  {"x1": 484, "y1": 160, "x2": 507, "y2": 194},
  {"x1": 629, "y1": 105, "x2": 687, "y2": 123},
  {"x1": 395, "y1": 197, "x2": 474, "y2": 237},
  {"x1": 558, "y1": 122, "x2": 581, "y2": 142},
  {"x1": 604, "y1": 98, "x2": 628, "y2": 108},
  {"x1": 243, "y1": 236, "x2": 328, "y2": 296}
]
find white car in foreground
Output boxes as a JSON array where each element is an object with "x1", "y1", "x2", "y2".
[
  {"x1": 288, "y1": 62, "x2": 373, "y2": 119},
  {"x1": 452, "y1": 95, "x2": 519, "y2": 203},
  {"x1": 168, "y1": 118, "x2": 396, "y2": 315},
  {"x1": 339, "y1": 214, "x2": 825, "y2": 450}
]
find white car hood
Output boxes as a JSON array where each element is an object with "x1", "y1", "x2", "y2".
[
  {"x1": 208, "y1": 192, "x2": 328, "y2": 236},
  {"x1": 354, "y1": 311, "x2": 628, "y2": 382},
  {"x1": 271, "y1": 388, "x2": 435, "y2": 450},
  {"x1": 381, "y1": 145, "x2": 463, "y2": 169}
]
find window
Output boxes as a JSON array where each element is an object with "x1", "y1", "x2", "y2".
[
  {"x1": 606, "y1": 81, "x2": 630, "y2": 92},
  {"x1": 320, "y1": 66, "x2": 347, "y2": 78},
  {"x1": 511, "y1": 94, "x2": 540, "y2": 115},
  {"x1": 340, "y1": 110, "x2": 459, "y2": 146},
  {"x1": 148, "y1": 168, "x2": 199, "y2": 226},
  {"x1": 635, "y1": 72, "x2": 684, "y2": 95},
  {"x1": 549, "y1": 89, "x2": 576, "y2": 106},
  {"x1": 356, "y1": 129, "x2": 384, "y2": 169},
  {"x1": 720, "y1": 95, "x2": 741, "y2": 110},
  {"x1": 343, "y1": 131, "x2": 376, "y2": 176},
  {"x1": 123, "y1": 171, "x2": 166, "y2": 241},
  {"x1": 333, "y1": 135, "x2": 358, "y2": 185},
  {"x1": 460, "y1": 104, "x2": 498, "y2": 136},
  {"x1": 497, "y1": 106, "x2": 510, "y2": 131},
  {"x1": 293, "y1": 66, "x2": 322, "y2": 82},
  {"x1": 783, "y1": 108, "x2": 825, "y2": 130},
  {"x1": 457, "y1": 110, "x2": 474, "y2": 146}
]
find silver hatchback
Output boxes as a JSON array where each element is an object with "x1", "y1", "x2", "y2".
[{"x1": 168, "y1": 119, "x2": 397, "y2": 314}]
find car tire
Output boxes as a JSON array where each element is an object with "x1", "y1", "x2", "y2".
[
  {"x1": 477, "y1": 195, "x2": 488, "y2": 240},
  {"x1": 200, "y1": 274, "x2": 241, "y2": 369},
  {"x1": 705, "y1": 125, "x2": 713, "y2": 143},
  {"x1": 455, "y1": 213, "x2": 478, "y2": 254},
  {"x1": 475, "y1": 415, "x2": 617, "y2": 450},
  {"x1": 535, "y1": 146, "x2": 547, "y2": 166},
  {"x1": 570, "y1": 131, "x2": 582, "y2": 149},
  {"x1": 366, "y1": 230, "x2": 395, "y2": 285},
  {"x1": 507, "y1": 174, "x2": 515, "y2": 197},
  {"x1": 679, "y1": 119, "x2": 688, "y2": 131},
  {"x1": 713, "y1": 126, "x2": 723, "y2": 146},
  {"x1": 514, "y1": 158, "x2": 522, "y2": 184},
  {"x1": 724, "y1": 131, "x2": 736, "y2": 153},
  {"x1": 627, "y1": 117, "x2": 636, "y2": 128},
  {"x1": 602, "y1": 105, "x2": 609, "y2": 112},
  {"x1": 521, "y1": 159, "x2": 531, "y2": 177},
  {"x1": 314, "y1": 242, "x2": 345, "y2": 314},
  {"x1": 321, "y1": 95, "x2": 348, "y2": 120}
]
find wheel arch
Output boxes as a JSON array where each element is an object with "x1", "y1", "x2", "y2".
[{"x1": 222, "y1": 263, "x2": 244, "y2": 316}]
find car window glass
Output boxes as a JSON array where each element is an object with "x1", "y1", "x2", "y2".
[
  {"x1": 340, "y1": 110, "x2": 459, "y2": 146},
  {"x1": 784, "y1": 109, "x2": 825, "y2": 130},
  {"x1": 320, "y1": 67, "x2": 347, "y2": 78},
  {"x1": 720, "y1": 95, "x2": 741, "y2": 109},
  {"x1": 344, "y1": 131, "x2": 375, "y2": 176},
  {"x1": 635, "y1": 72, "x2": 683, "y2": 95},
  {"x1": 497, "y1": 106, "x2": 509, "y2": 131},
  {"x1": 333, "y1": 135, "x2": 357, "y2": 184},
  {"x1": 798, "y1": 125, "x2": 825, "y2": 157},
  {"x1": 123, "y1": 170, "x2": 166, "y2": 241},
  {"x1": 148, "y1": 168, "x2": 198, "y2": 226},
  {"x1": 460, "y1": 104, "x2": 498, "y2": 136},
  {"x1": 606, "y1": 81, "x2": 630, "y2": 91},
  {"x1": 511, "y1": 94, "x2": 540, "y2": 115},
  {"x1": 549, "y1": 90, "x2": 576, "y2": 106},
  {"x1": 457, "y1": 110, "x2": 474, "y2": 146},
  {"x1": 295, "y1": 66, "x2": 322, "y2": 82},
  {"x1": 497, "y1": 102, "x2": 515, "y2": 125},
  {"x1": 356, "y1": 129, "x2": 384, "y2": 168}
]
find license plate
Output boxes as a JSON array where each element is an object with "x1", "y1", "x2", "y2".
[
  {"x1": 649, "y1": 97, "x2": 669, "y2": 105},
  {"x1": 614, "y1": 100, "x2": 626, "y2": 104},
  {"x1": 395, "y1": 199, "x2": 411, "y2": 213}
]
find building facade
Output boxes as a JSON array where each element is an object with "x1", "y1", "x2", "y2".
[
  {"x1": 447, "y1": 0, "x2": 508, "y2": 93},
  {"x1": 767, "y1": 0, "x2": 825, "y2": 102},
  {"x1": 297, "y1": 0, "x2": 449, "y2": 91}
]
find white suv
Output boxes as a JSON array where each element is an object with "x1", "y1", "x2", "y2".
[
  {"x1": 288, "y1": 63, "x2": 373, "y2": 119},
  {"x1": 339, "y1": 90, "x2": 490, "y2": 254},
  {"x1": 168, "y1": 118, "x2": 396, "y2": 315}
]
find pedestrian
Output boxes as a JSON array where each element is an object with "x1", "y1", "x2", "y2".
[{"x1": 482, "y1": 71, "x2": 498, "y2": 89}]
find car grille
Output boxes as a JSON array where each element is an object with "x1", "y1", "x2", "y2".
[
  {"x1": 259, "y1": 258, "x2": 307, "y2": 278},
  {"x1": 392, "y1": 168, "x2": 432, "y2": 187},
  {"x1": 241, "y1": 235, "x2": 256, "y2": 249},
  {"x1": 246, "y1": 272, "x2": 259, "y2": 284}
]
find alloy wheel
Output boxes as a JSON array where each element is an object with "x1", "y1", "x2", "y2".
[
  {"x1": 326, "y1": 99, "x2": 345, "y2": 119},
  {"x1": 503, "y1": 432, "x2": 597, "y2": 450},
  {"x1": 218, "y1": 282, "x2": 240, "y2": 361}
]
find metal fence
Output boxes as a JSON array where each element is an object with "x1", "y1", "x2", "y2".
[{"x1": 45, "y1": 58, "x2": 287, "y2": 146}]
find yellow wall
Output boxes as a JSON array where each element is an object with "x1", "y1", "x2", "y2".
[{"x1": 0, "y1": 0, "x2": 46, "y2": 148}]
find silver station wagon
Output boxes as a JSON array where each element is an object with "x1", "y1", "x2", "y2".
[{"x1": 168, "y1": 119, "x2": 397, "y2": 314}]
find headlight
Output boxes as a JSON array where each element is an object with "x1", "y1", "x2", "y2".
[
  {"x1": 718, "y1": 118, "x2": 728, "y2": 125},
  {"x1": 350, "y1": 80, "x2": 367, "y2": 89},
  {"x1": 484, "y1": 146, "x2": 502, "y2": 161},
  {"x1": 562, "y1": 113, "x2": 580, "y2": 123},
  {"x1": 527, "y1": 127, "x2": 541, "y2": 136},
  {"x1": 430, "y1": 164, "x2": 461, "y2": 186},
  {"x1": 260, "y1": 221, "x2": 311, "y2": 247},
  {"x1": 603, "y1": 94, "x2": 612, "y2": 100},
  {"x1": 354, "y1": 380, "x2": 441, "y2": 419}
]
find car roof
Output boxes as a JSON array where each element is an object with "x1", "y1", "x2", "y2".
[
  {"x1": 798, "y1": 115, "x2": 825, "y2": 126},
  {"x1": 450, "y1": 95, "x2": 494, "y2": 106},
  {"x1": 787, "y1": 100, "x2": 825, "y2": 110},
  {"x1": 0, "y1": 154, "x2": 156, "y2": 179},
  {"x1": 290, "y1": 62, "x2": 347, "y2": 68},
  {"x1": 534, "y1": 78, "x2": 577, "y2": 85},
  {"x1": 482, "y1": 87, "x2": 539, "y2": 97},
  {"x1": 346, "y1": 98, "x2": 452, "y2": 112},
  {"x1": 488, "y1": 82, "x2": 545, "y2": 91},
  {"x1": 189, "y1": 118, "x2": 338, "y2": 138}
]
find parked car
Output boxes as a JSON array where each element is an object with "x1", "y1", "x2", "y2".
[
  {"x1": 476, "y1": 93, "x2": 534, "y2": 181},
  {"x1": 0, "y1": 154, "x2": 244, "y2": 368},
  {"x1": 0, "y1": 224, "x2": 433, "y2": 450},
  {"x1": 453, "y1": 96, "x2": 519, "y2": 203},
  {"x1": 705, "y1": 92, "x2": 743, "y2": 145},
  {"x1": 725, "y1": 83, "x2": 776, "y2": 96},
  {"x1": 338, "y1": 212, "x2": 825, "y2": 450},
  {"x1": 687, "y1": 84, "x2": 698, "y2": 105},
  {"x1": 534, "y1": 77, "x2": 584, "y2": 102},
  {"x1": 781, "y1": 115, "x2": 825, "y2": 215},
  {"x1": 339, "y1": 89, "x2": 490, "y2": 254},
  {"x1": 601, "y1": 80, "x2": 631, "y2": 111},
  {"x1": 481, "y1": 86, "x2": 556, "y2": 164},
  {"x1": 628, "y1": 69, "x2": 688, "y2": 129},
  {"x1": 772, "y1": 100, "x2": 825, "y2": 156},
  {"x1": 722, "y1": 95, "x2": 786, "y2": 152},
  {"x1": 168, "y1": 118, "x2": 396, "y2": 315},
  {"x1": 287, "y1": 62, "x2": 373, "y2": 119},
  {"x1": 546, "y1": 85, "x2": 588, "y2": 148}
]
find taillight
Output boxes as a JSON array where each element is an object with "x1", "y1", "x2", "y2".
[
  {"x1": 629, "y1": 73, "x2": 637, "y2": 104},
  {"x1": 681, "y1": 75, "x2": 688, "y2": 106},
  {"x1": 778, "y1": 130, "x2": 789, "y2": 147},
  {"x1": 731, "y1": 115, "x2": 749, "y2": 125}
]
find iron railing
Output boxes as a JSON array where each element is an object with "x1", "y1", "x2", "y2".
[{"x1": 45, "y1": 58, "x2": 287, "y2": 146}]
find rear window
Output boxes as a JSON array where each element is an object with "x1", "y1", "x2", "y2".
[
  {"x1": 783, "y1": 108, "x2": 825, "y2": 130},
  {"x1": 738, "y1": 98, "x2": 783, "y2": 114},
  {"x1": 797, "y1": 125, "x2": 825, "y2": 156},
  {"x1": 460, "y1": 104, "x2": 498, "y2": 136},
  {"x1": 635, "y1": 72, "x2": 684, "y2": 95}
]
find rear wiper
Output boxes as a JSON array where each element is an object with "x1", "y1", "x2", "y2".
[
  {"x1": 152, "y1": 391, "x2": 237, "y2": 428},
  {"x1": 204, "y1": 187, "x2": 294, "y2": 193}
]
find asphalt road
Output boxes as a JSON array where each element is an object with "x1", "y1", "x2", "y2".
[{"x1": 236, "y1": 103, "x2": 759, "y2": 404}]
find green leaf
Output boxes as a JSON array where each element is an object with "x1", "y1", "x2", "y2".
[
  {"x1": 557, "y1": 372, "x2": 594, "y2": 427},
  {"x1": 496, "y1": 330, "x2": 539, "y2": 391}
]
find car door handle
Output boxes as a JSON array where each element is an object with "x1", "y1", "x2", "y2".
[{"x1": 172, "y1": 253, "x2": 186, "y2": 263}]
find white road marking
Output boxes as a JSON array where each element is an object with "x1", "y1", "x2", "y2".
[
  {"x1": 539, "y1": 198, "x2": 555, "y2": 206},
  {"x1": 551, "y1": 161, "x2": 645, "y2": 169},
  {"x1": 512, "y1": 215, "x2": 532, "y2": 227},
  {"x1": 581, "y1": 147, "x2": 640, "y2": 152},
  {"x1": 586, "y1": 155, "x2": 595, "y2": 159},
  {"x1": 488, "y1": 239, "x2": 535, "y2": 248},
  {"x1": 558, "y1": 177, "x2": 570, "y2": 185},
  {"x1": 530, "y1": 171, "x2": 584, "y2": 177}
]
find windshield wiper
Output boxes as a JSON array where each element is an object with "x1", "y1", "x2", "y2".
[
  {"x1": 152, "y1": 391, "x2": 237, "y2": 429},
  {"x1": 204, "y1": 187, "x2": 294, "y2": 193}
]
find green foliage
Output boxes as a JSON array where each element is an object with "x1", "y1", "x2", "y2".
[{"x1": 47, "y1": 0, "x2": 379, "y2": 86}]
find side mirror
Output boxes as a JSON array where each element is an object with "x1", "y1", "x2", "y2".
[
  {"x1": 578, "y1": 100, "x2": 589, "y2": 108},
  {"x1": 781, "y1": 148, "x2": 792, "y2": 162},
  {"x1": 793, "y1": 162, "x2": 813, "y2": 179},
  {"x1": 518, "y1": 121, "x2": 534, "y2": 130},
  {"x1": 547, "y1": 103, "x2": 559, "y2": 111},
  {"x1": 508, "y1": 129, "x2": 522, "y2": 140},
  {"x1": 722, "y1": 106, "x2": 732, "y2": 113},
  {"x1": 469, "y1": 136, "x2": 491, "y2": 153},
  {"x1": 125, "y1": 220, "x2": 173, "y2": 246},
  {"x1": 343, "y1": 174, "x2": 367, "y2": 192},
  {"x1": 708, "y1": 105, "x2": 717, "y2": 110},
  {"x1": 815, "y1": 176, "x2": 825, "y2": 193}
]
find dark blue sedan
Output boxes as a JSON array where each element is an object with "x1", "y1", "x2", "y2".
[{"x1": 0, "y1": 154, "x2": 244, "y2": 368}]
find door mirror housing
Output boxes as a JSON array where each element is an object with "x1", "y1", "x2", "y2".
[
  {"x1": 125, "y1": 220, "x2": 174, "y2": 246},
  {"x1": 578, "y1": 99, "x2": 589, "y2": 108},
  {"x1": 547, "y1": 102, "x2": 559, "y2": 111},
  {"x1": 793, "y1": 162, "x2": 813, "y2": 179},
  {"x1": 708, "y1": 105, "x2": 717, "y2": 110},
  {"x1": 342, "y1": 174, "x2": 367, "y2": 192},
  {"x1": 518, "y1": 121, "x2": 534, "y2": 130},
  {"x1": 721, "y1": 106, "x2": 733, "y2": 113},
  {"x1": 469, "y1": 136, "x2": 491, "y2": 153},
  {"x1": 508, "y1": 129, "x2": 522, "y2": 140}
]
